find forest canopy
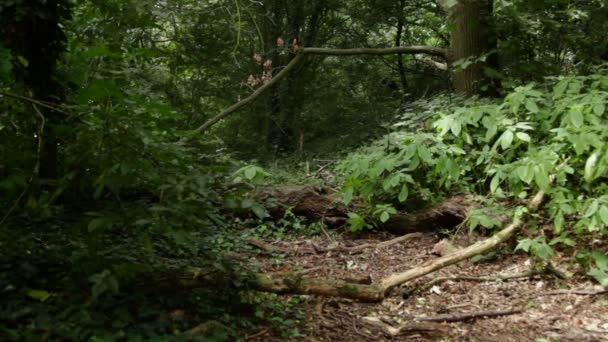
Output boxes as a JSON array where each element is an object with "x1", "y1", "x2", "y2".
[{"x1": 1, "y1": 0, "x2": 608, "y2": 340}]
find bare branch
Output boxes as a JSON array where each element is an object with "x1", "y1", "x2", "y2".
[
  {"x1": 187, "y1": 45, "x2": 448, "y2": 138},
  {"x1": 0, "y1": 91, "x2": 67, "y2": 114},
  {"x1": 301, "y1": 46, "x2": 447, "y2": 58}
]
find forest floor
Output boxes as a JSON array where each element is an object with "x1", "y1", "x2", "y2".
[{"x1": 243, "y1": 230, "x2": 608, "y2": 341}]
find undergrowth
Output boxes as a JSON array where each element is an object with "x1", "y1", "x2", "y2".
[{"x1": 335, "y1": 71, "x2": 608, "y2": 284}]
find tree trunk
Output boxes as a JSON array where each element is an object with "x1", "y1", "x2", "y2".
[
  {"x1": 447, "y1": 0, "x2": 499, "y2": 96},
  {"x1": 396, "y1": 0, "x2": 408, "y2": 101}
]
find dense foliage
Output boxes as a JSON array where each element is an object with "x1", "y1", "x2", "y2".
[
  {"x1": 337, "y1": 71, "x2": 608, "y2": 283},
  {"x1": 1, "y1": 0, "x2": 607, "y2": 339}
]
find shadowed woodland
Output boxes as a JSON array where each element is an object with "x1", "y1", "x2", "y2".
[{"x1": 1, "y1": 0, "x2": 608, "y2": 340}]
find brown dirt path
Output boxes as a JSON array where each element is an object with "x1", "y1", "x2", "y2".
[{"x1": 244, "y1": 231, "x2": 608, "y2": 341}]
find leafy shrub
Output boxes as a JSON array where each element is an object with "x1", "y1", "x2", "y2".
[{"x1": 337, "y1": 70, "x2": 608, "y2": 284}]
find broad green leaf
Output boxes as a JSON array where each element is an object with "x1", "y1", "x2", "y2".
[
  {"x1": 517, "y1": 163, "x2": 534, "y2": 184},
  {"x1": 534, "y1": 167, "x2": 550, "y2": 191},
  {"x1": 525, "y1": 99, "x2": 539, "y2": 113},
  {"x1": 380, "y1": 211, "x2": 390, "y2": 223},
  {"x1": 569, "y1": 110, "x2": 584, "y2": 127},
  {"x1": 592, "y1": 251, "x2": 608, "y2": 270},
  {"x1": 500, "y1": 130, "x2": 514, "y2": 150},
  {"x1": 553, "y1": 79, "x2": 568, "y2": 97},
  {"x1": 244, "y1": 167, "x2": 257, "y2": 180},
  {"x1": 398, "y1": 184, "x2": 409, "y2": 202},
  {"x1": 490, "y1": 174, "x2": 500, "y2": 193},
  {"x1": 593, "y1": 103, "x2": 605, "y2": 116},
  {"x1": 515, "y1": 238, "x2": 533, "y2": 252},
  {"x1": 88, "y1": 217, "x2": 110, "y2": 233},
  {"x1": 584, "y1": 152, "x2": 599, "y2": 182},
  {"x1": 588, "y1": 268, "x2": 608, "y2": 286},
  {"x1": 343, "y1": 187, "x2": 354, "y2": 205},
  {"x1": 599, "y1": 205, "x2": 608, "y2": 225},
  {"x1": 516, "y1": 132, "x2": 531, "y2": 142},
  {"x1": 27, "y1": 289, "x2": 52, "y2": 302},
  {"x1": 450, "y1": 120, "x2": 462, "y2": 136},
  {"x1": 584, "y1": 200, "x2": 599, "y2": 218},
  {"x1": 553, "y1": 212, "x2": 565, "y2": 233}
]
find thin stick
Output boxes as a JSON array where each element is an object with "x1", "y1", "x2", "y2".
[
  {"x1": 0, "y1": 91, "x2": 66, "y2": 114},
  {"x1": 536, "y1": 289, "x2": 608, "y2": 297},
  {"x1": 0, "y1": 104, "x2": 45, "y2": 226},
  {"x1": 415, "y1": 307, "x2": 523, "y2": 322}
]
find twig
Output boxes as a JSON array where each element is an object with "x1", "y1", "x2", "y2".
[
  {"x1": 419, "y1": 265, "x2": 560, "y2": 292},
  {"x1": 361, "y1": 317, "x2": 443, "y2": 336},
  {"x1": 415, "y1": 307, "x2": 524, "y2": 323},
  {"x1": 309, "y1": 232, "x2": 422, "y2": 255},
  {"x1": 0, "y1": 103, "x2": 45, "y2": 226},
  {"x1": 536, "y1": 288, "x2": 608, "y2": 297},
  {"x1": 0, "y1": 91, "x2": 66, "y2": 114},
  {"x1": 245, "y1": 328, "x2": 268, "y2": 340},
  {"x1": 247, "y1": 239, "x2": 289, "y2": 254}
]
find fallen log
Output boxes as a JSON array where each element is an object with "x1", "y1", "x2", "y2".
[{"x1": 255, "y1": 185, "x2": 475, "y2": 232}]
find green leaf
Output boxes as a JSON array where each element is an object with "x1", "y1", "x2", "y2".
[
  {"x1": 450, "y1": 120, "x2": 462, "y2": 136},
  {"x1": 343, "y1": 187, "x2": 354, "y2": 205},
  {"x1": 553, "y1": 79, "x2": 568, "y2": 97},
  {"x1": 516, "y1": 132, "x2": 531, "y2": 142},
  {"x1": 251, "y1": 204, "x2": 268, "y2": 219},
  {"x1": 588, "y1": 268, "x2": 608, "y2": 286},
  {"x1": 244, "y1": 167, "x2": 257, "y2": 180},
  {"x1": 584, "y1": 152, "x2": 599, "y2": 182},
  {"x1": 591, "y1": 251, "x2": 608, "y2": 270},
  {"x1": 534, "y1": 167, "x2": 550, "y2": 191},
  {"x1": 398, "y1": 184, "x2": 409, "y2": 202},
  {"x1": 569, "y1": 110, "x2": 584, "y2": 127},
  {"x1": 500, "y1": 130, "x2": 514, "y2": 150},
  {"x1": 88, "y1": 217, "x2": 110, "y2": 233},
  {"x1": 347, "y1": 212, "x2": 367, "y2": 232},
  {"x1": 599, "y1": 205, "x2": 608, "y2": 225},
  {"x1": 517, "y1": 164, "x2": 534, "y2": 184},
  {"x1": 515, "y1": 238, "x2": 533, "y2": 252},
  {"x1": 525, "y1": 99, "x2": 539, "y2": 113},
  {"x1": 27, "y1": 289, "x2": 52, "y2": 302},
  {"x1": 584, "y1": 200, "x2": 599, "y2": 218},
  {"x1": 490, "y1": 174, "x2": 500, "y2": 193},
  {"x1": 593, "y1": 103, "x2": 605, "y2": 116},
  {"x1": 17, "y1": 55, "x2": 29, "y2": 67},
  {"x1": 380, "y1": 211, "x2": 390, "y2": 223}
]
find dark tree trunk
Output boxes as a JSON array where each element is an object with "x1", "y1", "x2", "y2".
[
  {"x1": 447, "y1": 0, "x2": 499, "y2": 96},
  {"x1": 0, "y1": 0, "x2": 70, "y2": 180}
]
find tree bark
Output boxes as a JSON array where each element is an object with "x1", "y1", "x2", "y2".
[
  {"x1": 396, "y1": 0, "x2": 408, "y2": 101},
  {"x1": 446, "y1": 0, "x2": 499, "y2": 96}
]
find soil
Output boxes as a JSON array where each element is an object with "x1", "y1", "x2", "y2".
[{"x1": 243, "y1": 230, "x2": 608, "y2": 341}]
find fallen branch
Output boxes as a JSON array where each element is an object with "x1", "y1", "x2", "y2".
[{"x1": 415, "y1": 307, "x2": 523, "y2": 322}]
